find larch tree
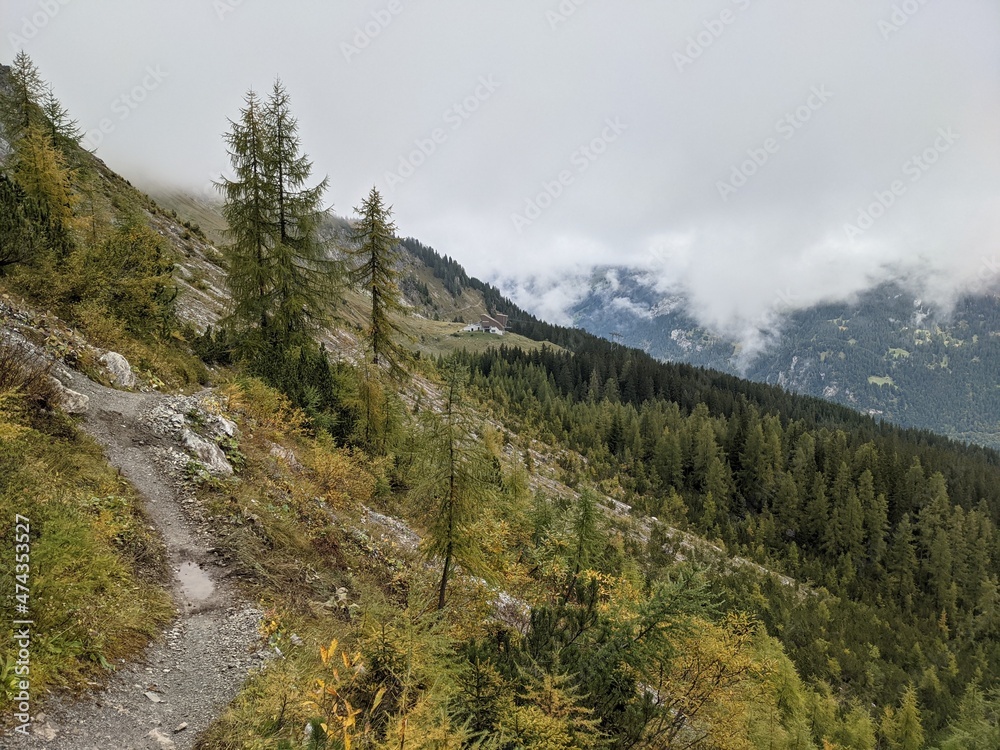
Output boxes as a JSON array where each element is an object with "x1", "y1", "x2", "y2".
[
  {"x1": 563, "y1": 487, "x2": 604, "y2": 603},
  {"x1": 0, "y1": 50, "x2": 45, "y2": 138},
  {"x1": 411, "y1": 361, "x2": 496, "y2": 610},
  {"x1": 882, "y1": 686, "x2": 925, "y2": 750},
  {"x1": 219, "y1": 89, "x2": 275, "y2": 336},
  {"x1": 263, "y1": 79, "x2": 334, "y2": 341},
  {"x1": 11, "y1": 120, "x2": 76, "y2": 251},
  {"x1": 346, "y1": 185, "x2": 408, "y2": 378},
  {"x1": 41, "y1": 84, "x2": 82, "y2": 151},
  {"x1": 218, "y1": 81, "x2": 335, "y2": 350}
]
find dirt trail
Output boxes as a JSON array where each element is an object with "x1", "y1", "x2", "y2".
[{"x1": 16, "y1": 372, "x2": 265, "y2": 750}]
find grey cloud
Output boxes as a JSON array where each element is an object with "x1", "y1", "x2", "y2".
[{"x1": 4, "y1": 0, "x2": 998, "y2": 341}]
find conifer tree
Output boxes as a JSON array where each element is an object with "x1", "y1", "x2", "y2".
[
  {"x1": 1, "y1": 54, "x2": 79, "y2": 153},
  {"x1": 77, "y1": 212, "x2": 176, "y2": 332},
  {"x1": 940, "y1": 683, "x2": 1000, "y2": 750},
  {"x1": 346, "y1": 186, "x2": 408, "y2": 378},
  {"x1": 219, "y1": 82, "x2": 335, "y2": 349},
  {"x1": 411, "y1": 361, "x2": 496, "y2": 610},
  {"x1": 219, "y1": 89, "x2": 274, "y2": 335},
  {"x1": 41, "y1": 84, "x2": 81, "y2": 150},
  {"x1": 0, "y1": 172, "x2": 42, "y2": 271},
  {"x1": 830, "y1": 487, "x2": 864, "y2": 561},
  {"x1": 455, "y1": 644, "x2": 511, "y2": 738},
  {"x1": 772, "y1": 472, "x2": 801, "y2": 541},
  {"x1": 563, "y1": 487, "x2": 604, "y2": 603},
  {"x1": 0, "y1": 51, "x2": 45, "y2": 138},
  {"x1": 11, "y1": 120, "x2": 76, "y2": 251},
  {"x1": 859, "y1": 469, "x2": 889, "y2": 568},
  {"x1": 804, "y1": 473, "x2": 830, "y2": 551},
  {"x1": 504, "y1": 670, "x2": 601, "y2": 749},
  {"x1": 887, "y1": 514, "x2": 919, "y2": 613},
  {"x1": 263, "y1": 79, "x2": 333, "y2": 340},
  {"x1": 882, "y1": 686, "x2": 924, "y2": 750}
]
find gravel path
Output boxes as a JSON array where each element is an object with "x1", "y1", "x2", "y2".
[{"x1": 11, "y1": 372, "x2": 266, "y2": 750}]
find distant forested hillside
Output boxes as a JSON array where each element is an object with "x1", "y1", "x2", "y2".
[{"x1": 568, "y1": 269, "x2": 1000, "y2": 449}]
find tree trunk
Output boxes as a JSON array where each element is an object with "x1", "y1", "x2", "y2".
[{"x1": 437, "y1": 544, "x2": 452, "y2": 610}]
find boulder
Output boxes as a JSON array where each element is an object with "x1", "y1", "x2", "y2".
[
  {"x1": 269, "y1": 442, "x2": 301, "y2": 468},
  {"x1": 209, "y1": 413, "x2": 239, "y2": 440},
  {"x1": 58, "y1": 386, "x2": 90, "y2": 414},
  {"x1": 48, "y1": 376, "x2": 89, "y2": 414},
  {"x1": 99, "y1": 351, "x2": 137, "y2": 389},
  {"x1": 147, "y1": 728, "x2": 177, "y2": 749},
  {"x1": 182, "y1": 429, "x2": 234, "y2": 475}
]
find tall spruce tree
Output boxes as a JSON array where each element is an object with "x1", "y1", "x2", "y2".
[
  {"x1": 346, "y1": 186, "x2": 408, "y2": 378},
  {"x1": 219, "y1": 81, "x2": 335, "y2": 350}
]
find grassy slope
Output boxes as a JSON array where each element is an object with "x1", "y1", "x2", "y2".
[
  {"x1": 149, "y1": 189, "x2": 563, "y2": 360},
  {"x1": 405, "y1": 317, "x2": 557, "y2": 358}
]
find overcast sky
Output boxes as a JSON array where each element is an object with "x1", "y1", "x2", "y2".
[{"x1": 4, "y1": 0, "x2": 999, "y2": 336}]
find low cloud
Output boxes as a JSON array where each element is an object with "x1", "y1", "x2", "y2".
[{"x1": 3, "y1": 0, "x2": 997, "y2": 341}]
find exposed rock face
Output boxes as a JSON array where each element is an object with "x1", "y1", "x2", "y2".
[
  {"x1": 181, "y1": 428, "x2": 234, "y2": 475},
  {"x1": 99, "y1": 351, "x2": 137, "y2": 389}
]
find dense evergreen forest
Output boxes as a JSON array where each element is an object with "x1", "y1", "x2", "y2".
[
  {"x1": 458, "y1": 344, "x2": 1000, "y2": 731},
  {"x1": 3, "y1": 55, "x2": 1000, "y2": 748},
  {"x1": 403, "y1": 223, "x2": 1000, "y2": 746}
]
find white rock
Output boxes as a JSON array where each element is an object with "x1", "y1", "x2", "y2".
[
  {"x1": 211, "y1": 414, "x2": 239, "y2": 439},
  {"x1": 48, "y1": 376, "x2": 89, "y2": 414},
  {"x1": 143, "y1": 691, "x2": 165, "y2": 703},
  {"x1": 32, "y1": 719, "x2": 58, "y2": 740},
  {"x1": 147, "y1": 728, "x2": 177, "y2": 749},
  {"x1": 268, "y1": 442, "x2": 300, "y2": 468},
  {"x1": 182, "y1": 429, "x2": 234, "y2": 475},
  {"x1": 99, "y1": 351, "x2": 137, "y2": 389}
]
